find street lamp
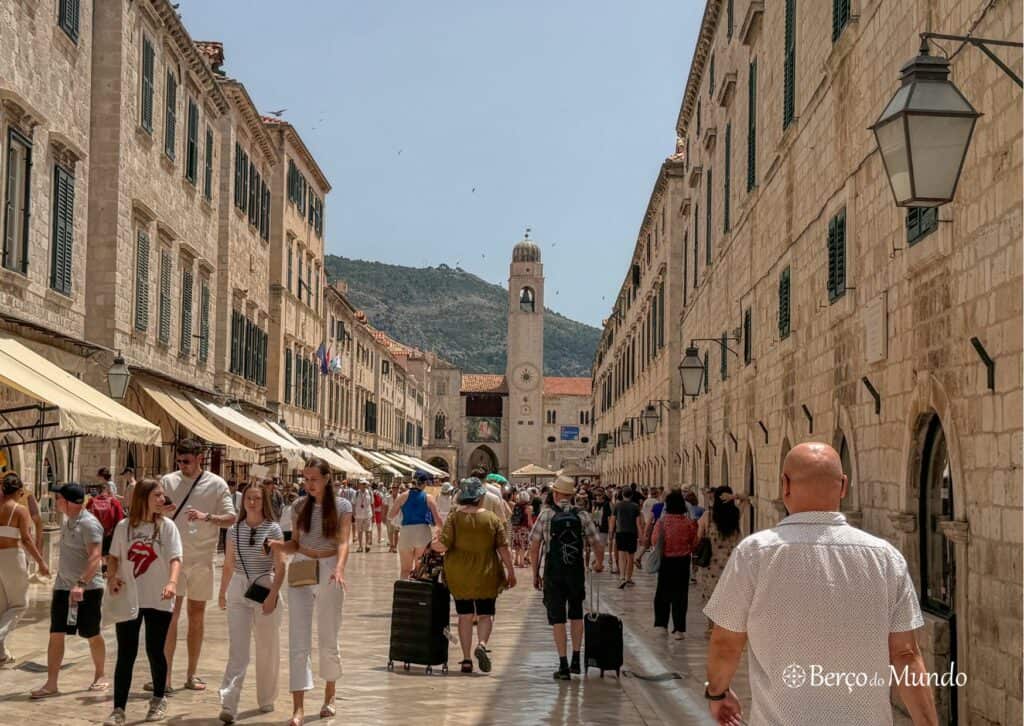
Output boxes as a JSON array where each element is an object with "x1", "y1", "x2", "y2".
[
  {"x1": 678, "y1": 345, "x2": 705, "y2": 398},
  {"x1": 107, "y1": 353, "x2": 131, "y2": 400},
  {"x1": 619, "y1": 420, "x2": 633, "y2": 445},
  {"x1": 642, "y1": 404, "x2": 660, "y2": 435}
]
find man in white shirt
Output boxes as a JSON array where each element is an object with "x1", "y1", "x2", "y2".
[
  {"x1": 703, "y1": 442, "x2": 938, "y2": 726},
  {"x1": 157, "y1": 438, "x2": 235, "y2": 693},
  {"x1": 352, "y1": 479, "x2": 373, "y2": 552}
]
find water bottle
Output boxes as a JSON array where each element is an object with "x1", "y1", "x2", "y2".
[
  {"x1": 186, "y1": 508, "x2": 199, "y2": 537},
  {"x1": 67, "y1": 600, "x2": 79, "y2": 627}
]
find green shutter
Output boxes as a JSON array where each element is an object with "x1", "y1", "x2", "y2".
[
  {"x1": 50, "y1": 166, "x2": 74, "y2": 295},
  {"x1": 720, "y1": 332, "x2": 728, "y2": 380},
  {"x1": 784, "y1": 0, "x2": 797, "y2": 129},
  {"x1": 832, "y1": 0, "x2": 851, "y2": 42},
  {"x1": 59, "y1": 0, "x2": 80, "y2": 41},
  {"x1": 158, "y1": 251, "x2": 172, "y2": 344},
  {"x1": 835, "y1": 210, "x2": 846, "y2": 298},
  {"x1": 180, "y1": 268, "x2": 193, "y2": 354},
  {"x1": 693, "y1": 203, "x2": 699, "y2": 284},
  {"x1": 185, "y1": 99, "x2": 198, "y2": 183},
  {"x1": 164, "y1": 70, "x2": 177, "y2": 159},
  {"x1": 709, "y1": 54, "x2": 715, "y2": 97},
  {"x1": 704, "y1": 351, "x2": 710, "y2": 393},
  {"x1": 203, "y1": 127, "x2": 213, "y2": 199},
  {"x1": 747, "y1": 59, "x2": 757, "y2": 192},
  {"x1": 724, "y1": 123, "x2": 731, "y2": 233},
  {"x1": 284, "y1": 349, "x2": 292, "y2": 403},
  {"x1": 134, "y1": 231, "x2": 150, "y2": 331},
  {"x1": 705, "y1": 168, "x2": 713, "y2": 265},
  {"x1": 743, "y1": 308, "x2": 752, "y2": 364},
  {"x1": 697, "y1": 100, "x2": 702, "y2": 136},
  {"x1": 727, "y1": 0, "x2": 734, "y2": 38},
  {"x1": 198, "y1": 281, "x2": 210, "y2": 363},
  {"x1": 141, "y1": 38, "x2": 155, "y2": 132},
  {"x1": 779, "y1": 267, "x2": 791, "y2": 340},
  {"x1": 907, "y1": 207, "x2": 938, "y2": 246}
]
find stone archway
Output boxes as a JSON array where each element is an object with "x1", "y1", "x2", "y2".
[
  {"x1": 427, "y1": 457, "x2": 450, "y2": 474},
  {"x1": 467, "y1": 445, "x2": 498, "y2": 475}
]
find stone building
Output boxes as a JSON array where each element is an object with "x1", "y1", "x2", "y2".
[
  {"x1": 593, "y1": 1, "x2": 1022, "y2": 723},
  {"x1": 264, "y1": 116, "x2": 330, "y2": 441},
  {"x1": 421, "y1": 239, "x2": 592, "y2": 480}
]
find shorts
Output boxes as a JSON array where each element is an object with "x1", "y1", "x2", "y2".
[
  {"x1": 101, "y1": 534, "x2": 113, "y2": 556},
  {"x1": 50, "y1": 588, "x2": 103, "y2": 638},
  {"x1": 178, "y1": 559, "x2": 214, "y2": 601},
  {"x1": 398, "y1": 524, "x2": 432, "y2": 550},
  {"x1": 453, "y1": 598, "x2": 496, "y2": 616},
  {"x1": 373, "y1": 511, "x2": 383, "y2": 525},
  {"x1": 596, "y1": 532, "x2": 608, "y2": 547},
  {"x1": 355, "y1": 517, "x2": 372, "y2": 534},
  {"x1": 615, "y1": 532, "x2": 638, "y2": 554},
  {"x1": 543, "y1": 577, "x2": 585, "y2": 625}
]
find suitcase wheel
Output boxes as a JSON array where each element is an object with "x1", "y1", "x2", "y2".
[
  {"x1": 600, "y1": 670, "x2": 605, "y2": 678},
  {"x1": 403, "y1": 662, "x2": 410, "y2": 671},
  {"x1": 387, "y1": 660, "x2": 394, "y2": 672},
  {"x1": 425, "y1": 666, "x2": 432, "y2": 675},
  {"x1": 441, "y1": 663, "x2": 448, "y2": 674}
]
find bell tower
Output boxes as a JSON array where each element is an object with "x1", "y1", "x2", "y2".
[{"x1": 506, "y1": 230, "x2": 545, "y2": 473}]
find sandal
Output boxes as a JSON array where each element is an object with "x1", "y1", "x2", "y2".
[
  {"x1": 474, "y1": 643, "x2": 491, "y2": 673},
  {"x1": 30, "y1": 686, "x2": 60, "y2": 699},
  {"x1": 319, "y1": 702, "x2": 336, "y2": 718},
  {"x1": 143, "y1": 681, "x2": 174, "y2": 694},
  {"x1": 88, "y1": 679, "x2": 110, "y2": 692},
  {"x1": 183, "y1": 675, "x2": 207, "y2": 691},
  {"x1": 460, "y1": 659, "x2": 473, "y2": 673}
]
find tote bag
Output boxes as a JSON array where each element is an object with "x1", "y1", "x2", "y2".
[{"x1": 103, "y1": 575, "x2": 139, "y2": 624}]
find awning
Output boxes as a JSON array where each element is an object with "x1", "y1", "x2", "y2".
[
  {"x1": 333, "y1": 448, "x2": 373, "y2": 478},
  {"x1": 264, "y1": 421, "x2": 311, "y2": 454},
  {"x1": 0, "y1": 335, "x2": 160, "y2": 445},
  {"x1": 139, "y1": 380, "x2": 255, "y2": 462},
  {"x1": 511, "y1": 464, "x2": 557, "y2": 478},
  {"x1": 375, "y1": 451, "x2": 416, "y2": 474},
  {"x1": 192, "y1": 398, "x2": 305, "y2": 459},
  {"x1": 349, "y1": 446, "x2": 403, "y2": 477},
  {"x1": 307, "y1": 445, "x2": 360, "y2": 476},
  {"x1": 391, "y1": 452, "x2": 447, "y2": 478}
]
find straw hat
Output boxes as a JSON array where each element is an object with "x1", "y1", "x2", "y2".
[{"x1": 551, "y1": 476, "x2": 576, "y2": 496}]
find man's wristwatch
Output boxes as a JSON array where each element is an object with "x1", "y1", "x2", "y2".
[
  {"x1": 76, "y1": 579, "x2": 87, "y2": 588},
  {"x1": 204, "y1": 512, "x2": 212, "y2": 522},
  {"x1": 704, "y1": 682, "x2": 728, "y2": 701}
]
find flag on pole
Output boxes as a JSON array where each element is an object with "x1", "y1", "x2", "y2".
[{"x1": 317, "y1": 343, "x2": 329, "y2": 374}]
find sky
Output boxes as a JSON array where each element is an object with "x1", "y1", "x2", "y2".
[{"x1": 180, "y1": 0, "x2": 700, "y2": 328}]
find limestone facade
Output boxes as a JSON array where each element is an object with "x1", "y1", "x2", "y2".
[{"x1": 593, "y1": 0, "x2": 1022, "y2": 723}]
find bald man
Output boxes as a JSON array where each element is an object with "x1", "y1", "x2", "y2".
[{"x1": 702, "y1": 442, "x2": 938, "y2": 726}]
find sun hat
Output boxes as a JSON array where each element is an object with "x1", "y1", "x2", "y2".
[
  {"x1": 457, "y1": 477, "x2": 487, "y2": 504},
  {"x1": 551, "y1": 476, "x2": 576, "y2": 496},
  {"x1": 441, "y1": 482, "x2": 454, "y2": 494}
]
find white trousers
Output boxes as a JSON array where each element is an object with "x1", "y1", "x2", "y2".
[
  {"x1": 0, "y1": 548, "x2": 28, "y2": 657},
  {"x1": 287, "y1": 555, "x2": 345, "y2": 692},
  {"x1": 218, "y1": 575, "x2": 280, "y2": 714}
]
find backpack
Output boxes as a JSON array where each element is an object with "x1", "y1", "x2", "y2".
[
  {"x1": 546, "y1": 506, "x2": 584, "y2": 574},
  {"x1": 89, "y1": 495, "x2": 122, "y2": 537},
  {"x1": 510, "y1": 503, "x2": 527, "y2": 527}
]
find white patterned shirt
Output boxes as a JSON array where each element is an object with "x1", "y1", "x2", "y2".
[{"x1": 703, "y1": 511, "x2": 924, "y2": 726}]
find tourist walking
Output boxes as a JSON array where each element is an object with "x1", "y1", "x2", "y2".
[
  {"x1": 268, "y1": 457, "x2": 352, "y2": 726},
  {"x1": 509, "y1": 491, "x2": 533, "y2": 568},
  {"x1": 436, "y1": 481, "x2": 454, "y2": 524},
  {"x1": 389, "y1": 472, "x2": 442, "y2": 578},
  {"x1": 704, "y1": 443, "x2": 938, "y2": 725},
  {"x1": 102, "y1": 479, "x2": 182, "y2": 726},
  {"x1": 371, "y1": 484, "x2": 384, "y2": 544},
  {"x1": 608, "y1": 488, "x2": 641, "y2": 587},
  {"x1": 352, "y1": 480, "x2": 373, "y2": 552},
  {"x1": 431, "y1": 477, "x2": 516, "y2": 674},
  {"x1": 529, "y1": 476, "x2": 604, "y2": 680},
  {"x1": 650, "y1": 490, "x2": 698, "y2": 638},
  {"x1": 97, "y1": 467, "x2": 118, "y2": 498},
  {"x1": 120, "y1": 468, "x2": 138, "y2": 509},
  {"x1": 217, "y1": 484, "x2": 285, "y2": 723},
  {"x1": 157, "y1": 438, "x2": 236, "y2": 693},
  {"x1": 86, "y1": 482, "x2": 125, "y2": 565},
  {"x1": 31, "y1": 484, "x2": 108, "y2": 699},
  {"x1": 696, "y1": 485, "x2": 745, "y2": 634},
  {"x1": 0, "y1": 472, "x2": 51, "y2": 665},
  {"x1": 385, "y1": 483, "x2": 401, "y2": 553}
]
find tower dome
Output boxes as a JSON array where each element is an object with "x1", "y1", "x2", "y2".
[{"x1": 512, "y1": 239, "x2": 541, "y2": 263}]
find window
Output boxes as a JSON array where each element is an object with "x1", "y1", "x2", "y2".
[
  {"x1": 158, "y1": 250, "x2": 172, "y2": 344},
  {"x1": 919, "y1": 416, "x2": 955, "y2": 614},
  {"x1": 203, "y1": 127, "x2": 213, "y2": 200},
  {"x1": 305, "y1": 256, "x2": 312, "y2": 305},
  {"x1": 140, "y1": 36, "x2": 155, "y2": 133},
  {"x1": 724, "y1": 123, "x2": 731, "y2": 233},
  {"x1": 778, "y1": 266, "x2": 791, "y2": 340},
  {"x1": 727, "y1": 0, "x2": 734, "y2": 38},
  {"x1": 134, "y1": 231, "x2": 150, "y2": 331},
  {"x1": 704, "y1": 351, "x2": 710, "y2": 393},
  {"x1": 3, "y1": 128, "x2": 32, "y2": 274},
  {"x1": 519, "y1": 286, "x2": 535, "y2": 312},
  {"x1": 720, "y1": 332, "x2": 728, "y2": 380},
  {"x1": 50, "y1": 165, "x2": 75, "y2": 295},
  {"x1": 697, "y1": 100, "x2": 702, "y2": 136},
  {"x1": 784, "y1": 0, "x2": 797, "y2": 129},
  {"x1": 827, "y1": 209, "x2": 847, "y2": 302},
  {"x1": 283, "y1": 349, "x2": 292, "y2": 404},
  {"x1": 546, "y1": 410, "x2": 557, "y2": 425},
  {"x1": 747, "y1": 59, "x2": 757, "y2": 192},
  {"x1": 693, "y1": 204, "x2": 699, "y2": 283},
  {"x1": 832, "y1": 0, "x2": 851, "y2": 42},
  {"x1": 185, "y1": 99, "x2": 199, "y2": 183},
  {"x1": 657, "y1": 281, "x2": 665, "y2": 349},
  {"x1": 297, "y1": 253, "x2": 303, "y2": 299},
  {"x1": 683, "y1": 231, "x2": 689, "y2": 306},
  {"x1": 164, "y1": 69, "x2": 177, "y2": 159},
  {"x1": 287, "y1": 244, "x2": 293, "y2": 293},
  {"x1": 709, "y1": 54, "x2": 715, "y2": 98},
  {"x1": 705, "y1": 168, "x2": 713, "y2": 264},
  {"x1": 234, "y1": 144, "x2": 249, "y2": 211},
  {"x1": 58, "y1": 0, "x2": 80, "y2": 42},
  {"x1": 179, "y1": 268, "x2": 193, "y2": 355},
  {"x1": 198, "y1": 280, "x2": 210, "y2": 363},
  {"x1": 907, "y1": 207, "x2": 938, "y2": 246},
  {"x1": 743, "y1": 307, "x2": 752, "y2": 364},
  {"x1": 434, "y1": 412, "x2": 447, "y2": 440}
]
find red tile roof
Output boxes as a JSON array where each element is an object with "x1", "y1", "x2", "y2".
[
  {"x1": 461, "y1": 374, "x2": 508, "y2": 394},
  {"x1": 544, "y1": 377, "x2": 592, "y2": 397}
]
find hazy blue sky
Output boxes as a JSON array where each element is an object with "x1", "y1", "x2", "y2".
[{"x1": 180, "y1": 1, "x2": 700, "y2": 327}]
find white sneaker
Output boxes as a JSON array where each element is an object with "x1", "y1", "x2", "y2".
[
  {"x1": 218, "y1": 709, "x2": 235, "y2": 724},
  {"x1": 103, "y1": 708, "x2": 126, "y2": 726},
  {"x1": 259, "y1": 704, "x2": 275, "y2": 713},
  {"x1": 145, "y1": 697, "x2": 168, "y2": 722},
  {"x1": 673, "y1": 631, "x2": 687, "y2": 640},
  {"x1": 654, "y1": 625, "x2": 668, "y2": 633}
]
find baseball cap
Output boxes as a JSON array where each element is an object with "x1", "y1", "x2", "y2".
[{"x1": 55, "y1": 483, "x2": 85, "y2": 504}]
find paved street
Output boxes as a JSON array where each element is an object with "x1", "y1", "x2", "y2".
[{"x1": 0, "y1": 544, "x2": 739, "y2": 726}]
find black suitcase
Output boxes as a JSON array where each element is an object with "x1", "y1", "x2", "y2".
[
  {"x1": 584, "y1": 581, "x2": 623, "y2": 677},
  {"x1": 387, "y1": 579, "x2": 450, "y2": 674}
]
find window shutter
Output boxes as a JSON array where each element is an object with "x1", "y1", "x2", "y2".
[
  {"x1": 230, "y1": 311, "x2": 238, "y2": 373},
  {"x1": 827, "y1": 216, "x2": 837, "y2": 300},
  {"x1": 743, "y1": 308, "x2": 752, "y2": 364},
  {"x1": 203, "y1": 127, "x2": 213, "y2": 200},
  {"x1": 198, "y1": 281, "x2": 210, "y2": 363},
  {"x1": 134, "y1": 231, "x2": 150, "y2": 331},
  {"x1": 709, "y1": 54, "x2": 715, "y2": 97},
  {"x1": 185, "y1": 99, "x2": 198, "y2": 183},
  {"x1": 284, "y1": 349, "x2": 292, "y2": 403},
  {"x1": 835, "y1": 209, "x2": 846, "y2": 297},
  {"x1": 158, "y1": 251, "x2": 172, "y2": 344},
  {"x1": 704, "y1": 351, "x2": 710, "y2": 393},
  {"x1": 50, "y1": 166, "x2": 74, "y2": 295},
  {"x1": 778, "y1": 267, "x2": 791, "y2": 340},
  {"x1": 59, "y1": 0, "x2": 80, "y2": 41},
  {"x1": 233, "y1": 143, "x2": 242, "y2": 208},
  {"x1": 784, "y1": 0, "x2": 797, "y2": 128},
  {"x1": 180, "y1": 268, "x2": 193, "y2": 354},
  {"x1": 747, "y1": 59, "x2": 757, "y2": 191},
  {"x1": 832, "y1": 0, "x2": 851, "y2": 42},
  {"x1": 727, "y1": 0, "x2": 734, "y2": 38},
  {"x1": 705, "y1": 168, "x2": 713, "y2": 265},
  {"x1": 141, "y1": 38, "x2": 155, "y2": 132},
  {"x1": 164, "y1": 70, "x2": 177, "y2": 159},
  {"x1": 720, "y1": 332, "x2": 728, "y2": 380},
  {"x1": 724, "y1": 123, "x2": 731, "y2": 233}
]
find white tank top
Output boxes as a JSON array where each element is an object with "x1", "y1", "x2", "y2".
[{"x1": 0, "y1": 506, "x2": 21, "y2": 540}]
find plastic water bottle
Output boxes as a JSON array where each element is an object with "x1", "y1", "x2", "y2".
[
  {"x1": 443, "y1": 626, "x2": 458, "y2": 645},
  {"x1": 67, "y1": 600, "x2": 78, "y2": 627},
  {"x1": 186, "y1": 508, "x2": 199, "y2": 537}
]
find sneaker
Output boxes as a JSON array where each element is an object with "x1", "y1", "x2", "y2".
[
  {"x1": 474, "y1": 643, "x2": 492, "y2": 673},
  {"x1": 618, "y1": 580, "x2": 628, "y2": 589},
  {"x1": 673, "y1": 631, "x2": 686, "y2": 640},
  {"x1": 146, "y1": 697, "x2": 168, "y2": 722},
  {"x1": 259, "y1": 705, "x2": 275, "y2": 713},
  {"x1": 654, "y1": 625, "x2": 668, "y2": 633},
  {"x1": 553, "y1": 666, "x2": 572, "y2": 681},
  {"x1": 103, "y1": 709, "x2": 126, "y2": 726},
  {"x1": 218, "y1": 709, "x2": 235, "y2": 724}
]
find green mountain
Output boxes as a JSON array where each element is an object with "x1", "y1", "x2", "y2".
[{"x1": 323, "y1": 255, "x2": 599, "y2": 377}]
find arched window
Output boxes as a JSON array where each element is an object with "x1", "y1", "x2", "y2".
[
  {"x1": 519, "y1": 287, "x2": 535, "y2": 313},
  {"x1": 920, "y1": 416, "x2": 955, "y2": 614},
  {"x1": 433, "y1": 411, "x2": 446, "y2": 441}
]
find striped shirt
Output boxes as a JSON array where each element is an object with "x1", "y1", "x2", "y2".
[
  {"x1": 292, "y1": 496, "x2": 352, "y2": 552},
  {"x1": 228, "y1": 520, "x2": 282, "y2": 582}
]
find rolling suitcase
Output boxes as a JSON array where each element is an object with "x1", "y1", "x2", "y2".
[
  {"x1": 584, "y1": 579, "x2": 623, "y2": 677},
  {"x1": 387, "y1": 578, "x2": 450, "y2": 674}
]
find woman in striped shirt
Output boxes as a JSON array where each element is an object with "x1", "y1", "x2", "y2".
[{"x1": 216, "y1": 484, "x2": 285, "y2": 723}]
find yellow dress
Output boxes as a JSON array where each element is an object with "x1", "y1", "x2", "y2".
[{"x1": 440, "y1": 509, "x2": 507, "y2": 600}]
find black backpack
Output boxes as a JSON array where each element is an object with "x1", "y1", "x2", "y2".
[
  {"x1": 510, "y1": 503, "x2": 527, "y2": 527},
  {"x1": 546, "y1": 506, "x2": 584, "y2": 574}
]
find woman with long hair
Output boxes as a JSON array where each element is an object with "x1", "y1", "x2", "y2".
[
  {"x1": 696, "y1": 486, "x2": 746, "y2": 635},
  {"x1": 651, "y1": 490, "x2": 699, "y2": 639},
  {"x1": 509, "y1": 491, "x2": 533, "y2": 568},
  {"x1": 0, "y1": 472, "x2": 50, "y2": 664},
  {"x1": 268, "y1": 458, "x2": 351, "y2": 726},
  {"x1": 217, "y1": 484, "x2": 285, "y2": 723},
  {"x1": 103, "y1": 479, "x2": 182, "y2": 726}
]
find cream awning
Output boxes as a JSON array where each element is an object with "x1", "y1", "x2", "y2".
[
  {"x1": 139, "y1": 380, "x2": 255, "y2": 462},
  {"x1": 375, "y1": 451, "x2": 416, "y2": 474},
  {"x1": 391, "y1": 452, "x2": 447, "y2": 478},
  {"x1": 192, "y1": 398, "x2": 304, "y2": 457},
  {"x1": 0, "y1": 336, "x2": 160, "y2": 445},
  {"x1": 511, "y1": 464, "x2": 557, "y2": 478},
  {"x1": 349, "y1": 446, "x2": 403, "y2": 477},
  {"x1": 333, "y1": 448, "x2": 373, "y2": 478},
  {"x1": 264, "y1": 420, "x2": 312, "y2": 454}
]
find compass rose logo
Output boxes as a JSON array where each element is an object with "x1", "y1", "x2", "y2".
[{"x1": 782, "y1": 663, "x2": 807, "y2": 689}]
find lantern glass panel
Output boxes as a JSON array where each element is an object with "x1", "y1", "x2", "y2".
[
  {"x1": 874, "y1": 116, "x2": 911, "y2": 203},
  {"x1": 908, "y1": 114, "x2": 975, "y2": 201}
]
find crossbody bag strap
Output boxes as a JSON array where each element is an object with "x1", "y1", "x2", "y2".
[
  {"x1": 235, "y1": 524, "x2": 252, "y2": 581},
  {"x1": 170, "y1": 472, "x2": 205, "y2": 522}
]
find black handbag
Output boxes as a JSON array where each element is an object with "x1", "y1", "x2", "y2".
[
  {"x1": 237, "y1": 526, "x2": 272, "y2": 604},
  {"x1": 693, "y1": 536, "x2": 712, "y2": 568}
]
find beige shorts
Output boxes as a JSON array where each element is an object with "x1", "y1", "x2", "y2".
[
  {"x1": 398, "y1": 524, "x2": 432, "y2": 550},
  {"x1": 179, "y1": 559, "x2": 214, "y2": 601},
  {"x1": 354, "y1": 517, "x2": 372, "y2": 534}
]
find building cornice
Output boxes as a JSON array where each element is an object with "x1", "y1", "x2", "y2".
[
  {"x1": 264, "y1": 122, "x2": 332, "y2": 193},
  {"x1": 150, "y1": 0, "x2": 229, "y2": 116},
  {"x1": 675, "y1": 0, "x2": 723, "y2": 137},
  {"x1": 222, "y1": 80, "x2": 277, "y2": 167}
]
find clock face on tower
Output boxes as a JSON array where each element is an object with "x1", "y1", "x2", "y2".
[{"x1": 513, "y1": 363, "x2": 540, "y2": 391}]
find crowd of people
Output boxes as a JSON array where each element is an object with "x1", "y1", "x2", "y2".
[{"x1": 0, "y1": 439, "x2": 942, "y2": 725}]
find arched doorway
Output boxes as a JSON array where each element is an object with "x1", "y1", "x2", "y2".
[
  {"x1": 427, "y1": 457, "x2": 450, "y2": 474},
  {"x1": 744, "y1": 446, "x2": 756, "y2": 534},
  {"x1": 917, "y1": 414, "x2": 958, "y2": 724},
  {"x1": 467, "y1": 445, "x2": 498, "y2": 476}
]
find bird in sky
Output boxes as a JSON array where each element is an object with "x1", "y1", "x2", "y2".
[
  {"x1": 268, "y1": 109, "x2": 287, "y2": 117},
  {"x1": 471, "y1": 187, "x2": 476, "y2": 193},
  {"x1": 397, "y1": 149, "x2": 403, "y2": 155}
]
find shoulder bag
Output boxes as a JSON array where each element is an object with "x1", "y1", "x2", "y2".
[
  {"x1": 646, "y1": 521, "x2": 664, "y2": 573},
  {"x1": 103, "y1": 525, "x2": 139, "y2": 624},
  {"x1": 236, "y1": 525, "x2": 271, "y2": 603},
  {"x1": 286, "y1": 499, "x2": 320, "y2": 587}
]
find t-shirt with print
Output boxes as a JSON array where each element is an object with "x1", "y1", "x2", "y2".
[
  {"x1": 160, "y1": 469, "x2": 234, "y2": 560},
  {"x1": 56, "y1": 510, "x2": 105, "y2": 591},
  {"x1": 353, "y1": 490, "x2": 373, "y2": 520},
  {"x1": 110, "y1": 517, "x2": 182, "y2": 612},
  {"x1": 612, "y1": 500, "x2": 641, "y2": 535}
]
